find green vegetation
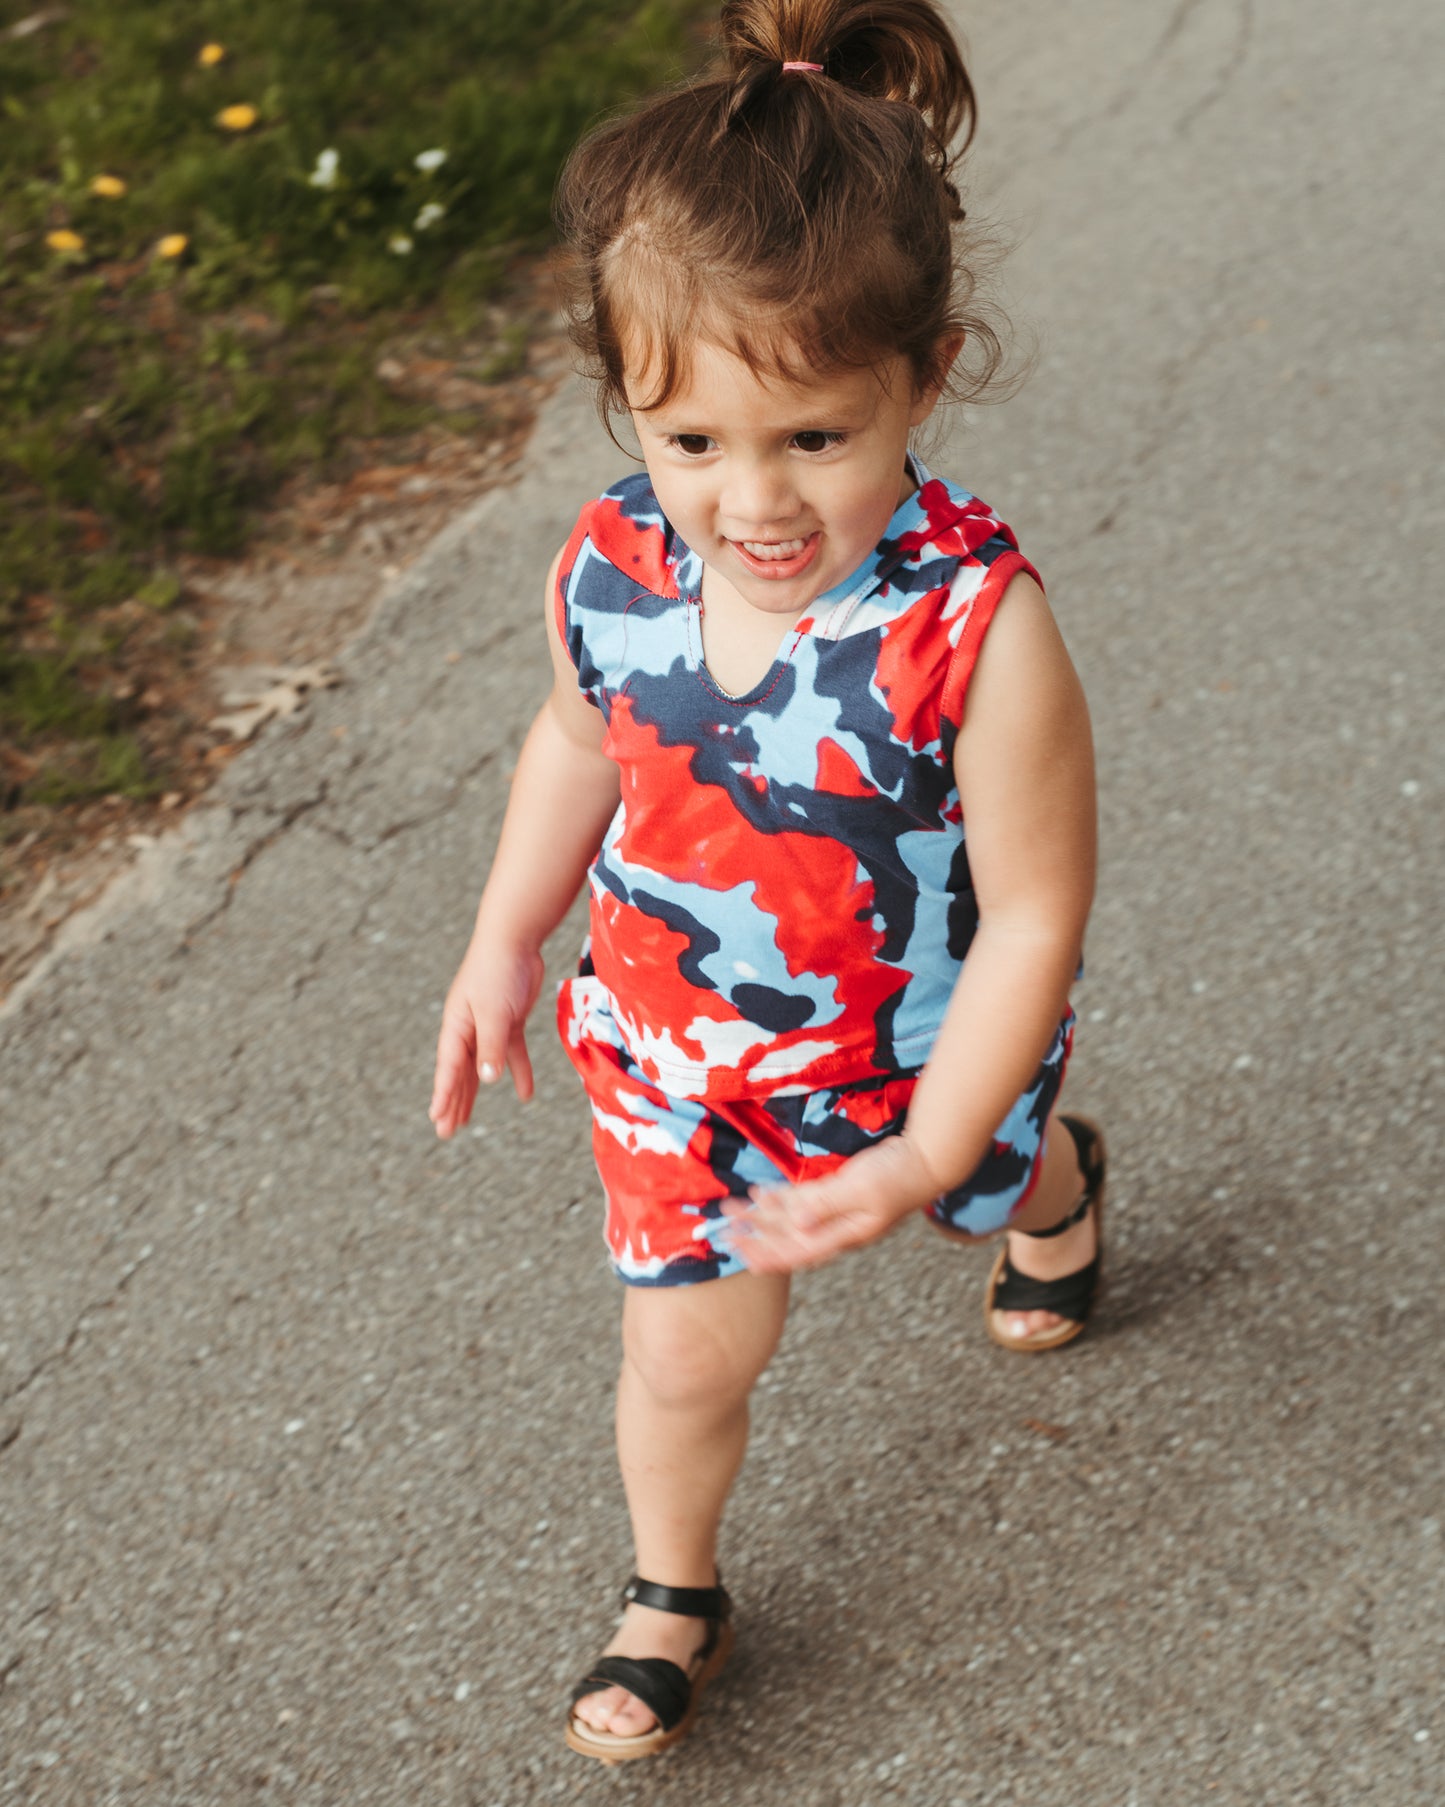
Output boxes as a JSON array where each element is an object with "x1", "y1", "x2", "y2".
[{"x1": 1, "y1": 0, "x2": 704, "y2": 807}]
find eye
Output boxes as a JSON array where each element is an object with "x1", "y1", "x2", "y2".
[
  {"x1": 666, "y1": 434, "x2": 715, "y2": 456},
  {"x1": 791, "y1": 430, "x2": 845, "y2": 454}
]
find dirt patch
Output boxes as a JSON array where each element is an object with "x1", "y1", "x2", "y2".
[{"x1": 0, "y1": 309, "x2": 571, "y2": 1005}]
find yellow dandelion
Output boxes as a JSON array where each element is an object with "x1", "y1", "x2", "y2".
[
  {"x1": 216, "y1": 103, "x2": 258, "y2": 132},
  {"x1": 199, "y1": 43, "x2": 226, "y2": 67},
  {"x1": 156, "y1": 234, "x2": 190, "y2": 260},
  {"x1": 91, "y1": 174, "x2": 128, "y2": 199},
  {"x1": 46, "y1": 229, "x2": 85, "y2": 254}
]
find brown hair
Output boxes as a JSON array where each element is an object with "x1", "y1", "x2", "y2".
[{"x1": 555, "y1": 0, "x2": 1007, "y2": 430}]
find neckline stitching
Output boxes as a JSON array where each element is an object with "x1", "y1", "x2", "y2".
[{"x1": 685, "y1": 594, "x2": 805, "y2": 709}]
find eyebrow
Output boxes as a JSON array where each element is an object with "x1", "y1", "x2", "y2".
[{"x1": 645, "y1": 409, "x2": 862, "y2": 435}]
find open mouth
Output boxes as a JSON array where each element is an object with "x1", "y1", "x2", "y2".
[{"x1": 728, "y1": 532, "x2": 821, "y2": 581}]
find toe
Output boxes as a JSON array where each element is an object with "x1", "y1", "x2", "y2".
[
  {"x1": 574, "y1": 1685, "x2": 628, "y2": 1734},
  {"x1": 605, "y1": 1691, "x2": 659, "y2": 1738},
  {"x1": 1008, "y1": 1310, "x2": 1063, "y2": 1339}
]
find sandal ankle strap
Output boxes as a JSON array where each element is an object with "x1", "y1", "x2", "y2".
[
  {"x1": 622, "y1": 1576, "x2": 731, "y2": 1619},
  {"x1": 1021, "y1": 1186, "x2": 1092, "y2": 1239},
  {"x1": 1021, "y1": 1115, "x2": 1104, "y2": 1240}
]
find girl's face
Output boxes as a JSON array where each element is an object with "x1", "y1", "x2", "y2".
[{"x1": 627, "y1": 340, "x2": 946, "y2": 618}]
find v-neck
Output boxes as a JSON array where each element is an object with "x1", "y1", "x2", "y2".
[
  {"x1": 672, "y1": 456, "x2": 947, "y2": 701},
  {"x1": 669, "y1": 454, "x2": 939, "y2": 633}
]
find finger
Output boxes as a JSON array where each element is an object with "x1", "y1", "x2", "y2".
[
  {"x1": 430, "y1": 1015, "x2": 477, "y2": 1120},
  {"x1": 505, "y1": 1023, "x2": 535, "y2": 1102},
  {"x1": 788, "y1": 1184, "x2": 833, "y2": 1234},
  {"x1": 432, "y1": 1067, "x2": 479, "y2": 1139},
  {"x1": 732, "y1": 1225, "x2": 795, "y2": 1272},
  {"x1": 741, "y1": 1185, "x2": 887, "y2": 1271},
  {"x1": 746, "y1": 1178, "x2": 836, "y2": 1238},
  {"x1": 739, "y1": 1227, "x2": 832, "y2": 1273},
  {"x1": 731, "y1": 1204, "x2": 821, "y2": 1273},
  {"x1": 431, "y1": 1046, "x2": 479, "y2": 1128},
  {"x1": 472, "y1": 1011, "x2": 518, "y2": 1089}
]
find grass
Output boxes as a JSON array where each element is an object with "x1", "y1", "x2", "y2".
[{"x1": 1, "y1": 0, "x2": 707, "y2": 810}]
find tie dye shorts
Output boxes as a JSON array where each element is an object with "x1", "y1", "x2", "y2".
[{"x1": 559, "y1": 972, "x2": 1075, "y2": 1287}]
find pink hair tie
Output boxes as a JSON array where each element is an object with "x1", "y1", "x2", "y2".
[{"x1": 781, "y1": 60, "x2": 824, "y2": 73}]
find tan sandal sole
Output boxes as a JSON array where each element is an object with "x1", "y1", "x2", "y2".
[{"x1": 564, "y1": 1618, "x2": 735, "y2": 1765}]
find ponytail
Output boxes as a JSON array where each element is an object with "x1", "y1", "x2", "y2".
[{"x1": 719, "y1": 0, "x2": 975, "y2": 154}]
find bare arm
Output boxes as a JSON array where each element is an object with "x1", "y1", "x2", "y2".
[
  {"x1": 726, "y1": 574, "x2": 1096, "y2": 1267},
  {"x1": 429, "y1": 549, "x2": 621, "y2": 1135},
  {"x1": 897, "y1": 573, "x2": 1096, "y2": 1187}
]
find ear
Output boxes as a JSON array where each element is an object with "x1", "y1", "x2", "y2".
[{"x1": 910, "y1": 331, "x2": 966, "y2": 426}]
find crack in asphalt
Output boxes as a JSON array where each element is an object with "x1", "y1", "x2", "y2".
[
  {"x1": 51, "y1": 1039, "x2": 91, "y2": 1082},
  {"x1": 177, "y1": 783, "x2": 333, "y2": 951},
  {"x1": 313, "y1": 746, "x2": 500, "y2": 858},
  {"x1": 289, "y1": 939, "x2": 333, "y2": 1002},
  {"x1": 1176, "y1": 0, "x2": 1253, "y2": 136},
  {"x1": 1158, "y1": 0, "x2": 1209, "y2": 57},
  {"x1": 0, "y1": 1243, "x2": 156, "y2": 1410},
  {"x1": 98, "y1": 1129, "x2": 147, "y2": 1190},
  {"x1": 1049, "y1": 0, "x2": 1248, "y2": 161}
]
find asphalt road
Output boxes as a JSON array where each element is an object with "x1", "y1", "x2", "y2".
[{"x1": 3, "y1": 2, "x2": 1442, "y2": 1802}]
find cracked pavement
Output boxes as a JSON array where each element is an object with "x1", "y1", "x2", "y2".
[{"x1": 2, "y1": 2, "x2": 1442, "y2": 1802}]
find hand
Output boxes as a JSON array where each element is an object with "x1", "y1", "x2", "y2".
[
  {"x1": 720, "y1": 1137, "x2": 944, "y2": 1273},
  {"x1": 428, "y1": 938, "x2": 545, "y2": 1137}
]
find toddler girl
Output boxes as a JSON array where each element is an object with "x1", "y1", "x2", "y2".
[{"x1": 430, "y1": 0, "x2": 1103, "y2": 1765}]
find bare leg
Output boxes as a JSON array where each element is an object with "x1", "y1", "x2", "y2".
[
  {"x1": 997, "y1": 1112, "x2": 1096, "y2": 1341},
  {"x1": 572, "y1": 1266, "x2": 790, "y2": 1738}
]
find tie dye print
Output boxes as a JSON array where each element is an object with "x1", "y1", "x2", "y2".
[
  {"x1": 560, "y1": 970, "x2": 1074, "y2": 1284},
  {"x1": 553, "y1": 457, "x2": 1045, "y2": 1103}
]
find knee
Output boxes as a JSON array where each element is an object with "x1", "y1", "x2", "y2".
[{"x1": 622, "y1": 1300, "x2": 768, "y2": 1416}]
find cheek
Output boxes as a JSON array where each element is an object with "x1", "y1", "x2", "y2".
[
  {"x1": 648, "y1": 468, "x2": 717, "y2": 540},
  {"x1": 643, "y1": 462, "x2": 685, "y2": 507},
  {"x1": 659, "y1": 467, "x2": 705, "y2": 509},
  {"x1": 827, "y1": 462, "x2": 902, "y2": 534}
]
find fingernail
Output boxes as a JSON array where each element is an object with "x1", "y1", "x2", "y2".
[{"x1": 479, "y1": 1062, "x2": 498, "y2": 1083}]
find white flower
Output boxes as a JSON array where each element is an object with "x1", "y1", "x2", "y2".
[
  {"x1": 308, "y1": 147, "x2": 339, "y2": 189},
  {"x1": 414, "y1": 147, "x2": 447, "y2": 173},
  {"x1": 388, "y1": 233, "x2": 414, "y2": 256},
  {"x1": 414, "y1": 201, "x2": 446, "y2": 231}
]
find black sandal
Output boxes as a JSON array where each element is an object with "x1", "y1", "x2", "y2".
[
  {"x1": 565, "y1": 1576, "x2": 733, "y2": 1765},
  {"x1": 985, "y1": 1114, "x2": 1106, "y2": 1352}
]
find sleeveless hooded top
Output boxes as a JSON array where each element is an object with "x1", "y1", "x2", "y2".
[{"x1": 554, "y1": 458, "x2": 1039, "y2": 1102}]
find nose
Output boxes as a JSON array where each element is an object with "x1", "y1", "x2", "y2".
[{"x1": 720, "y1": 454, "x2": 801, "y2": 532}]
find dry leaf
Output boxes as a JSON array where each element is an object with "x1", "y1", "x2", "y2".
[
  {"x1": 210, "y1": 662, "x2": 340, "y2": 740},
  {"x1": 1022, "y1": 1417, "x2": 1070, "y2": 1443}
]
